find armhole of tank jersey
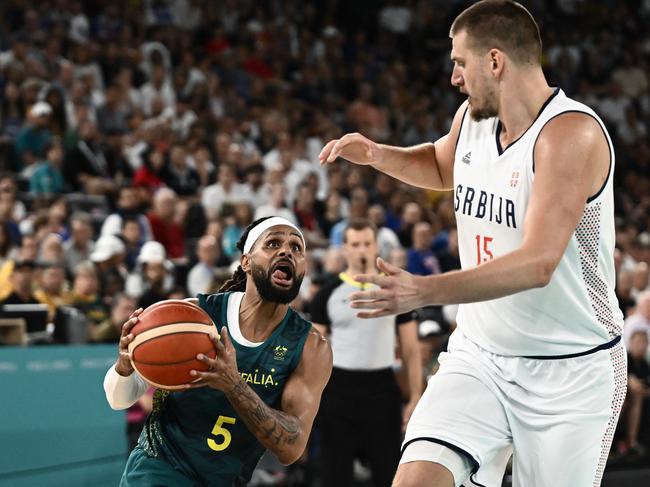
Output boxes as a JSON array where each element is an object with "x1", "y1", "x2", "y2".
[
  {"x1": 219, "y1": 292, "x2": 231, "y2": 328},
  {"x1": 288, "y1": 320, "x2": 313, "y2": 372},
  {"x1": 453, "y1": 105, "x2": 470, "y2": 161},
  {"x1": 586, "y1": 114, "x2": 612, "y2": 203},
  {"x1": 198, "y1": 293, "x2": 215, "y2": 320},
  {"x1": 532, "y1": 110, "x2": 612, "y2": 203}
]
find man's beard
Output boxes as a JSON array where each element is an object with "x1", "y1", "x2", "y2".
[
  {"x1": 469, "y1": 102, "x2": 498, "y2": 121},
  {"x1": 251, "y1": 261, "x2": 304, "y2": 304},
  {"x1": 468, "y1": 83, "x2": 498, "y2": 121}
]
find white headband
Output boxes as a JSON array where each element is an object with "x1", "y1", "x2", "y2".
[{"x1": 243, "y1": 217, "x2": 305, "y2": 254}]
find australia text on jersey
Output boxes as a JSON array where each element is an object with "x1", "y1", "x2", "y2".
[
  {"x1": 240, "y1": 368, "x2": 279, "y2": 387},
  {"x1": 455, "y1": 184, "x2": 517, "y2": 228}
]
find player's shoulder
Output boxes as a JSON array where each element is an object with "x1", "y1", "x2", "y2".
[
  {"x1": 301, "y1": 327, "x2": 333, "y2": 367},
  {"x1": 273, "y1": 308, "x2": 319, "y2": 360},
  {"x1": 537, "y1": 92, "x2": 606, "y2": 143},
  {"x1": 197, "y1": 291, "x2": 233, "y2": 319},
  {"x1": 197, "y1": 291, "x2": 229, "y2": 306},
  {"x1": 537, "y1": 110, "x2": 607, "y2": 152}
]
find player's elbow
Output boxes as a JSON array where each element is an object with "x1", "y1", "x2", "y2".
[
  {"x1": 106, "y1": 396, "x2": 130, "y2": 410},
  {"x1": 277, "y1": 445, "x2": 306, "y2": 466},
  {"x1": 103, "y1": 382, "x2": 135, "y2": 410},
  {"x1": 531, "y1": 254, "x2": 559, "y2": 288}
]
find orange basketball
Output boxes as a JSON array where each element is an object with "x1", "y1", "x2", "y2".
[{"x1": 128, "y1": 299, "x2": 219, "y2": 390}]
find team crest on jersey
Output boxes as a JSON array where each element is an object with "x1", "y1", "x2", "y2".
[
  {"x1": 510, "y1": 171, "x2": 520, "y2": 187},
  {"x1": 273, "y1": 345, "x2": 288, "y2": 360},
  {"x1": 462, "y1": 152, "x2": 472, "y2": 164}
]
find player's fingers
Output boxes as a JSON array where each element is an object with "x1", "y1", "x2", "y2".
[
  {"x1": 326, "y1": 133, "x2": 357, "y2": 162},
  {"x1": 356, "y1": 309, "x2": 392, "y2": 319},
  {"x1": 376, "y1": 257, "x2": 401, "y2": 276},
  {"x1": 211, "y1": 331, "x2": 226, "y2": 353},
  {"x1": 349, "y1": 299, "x2": 390, "y2": 310},
  {"x1": 122, "y1": 316, "x2": 138, "y2": 335},
  {"x1": 354, "y1": 273, "x2": 393, "y2": 288},
  {"x1": 220, "y1": 327, "x2": 233, "y2": 350},
  {"x1": 209, "y1": 331, "x2": 221, "y2": 348},
  {"x1": 119, "y1": 332, "x2": 134, "y2": 349},
  {"x1": 318, "y1": 139, "x2": 338, "y2": 164},
  {"x1": 184, "y1": 377, "x2": 207, "y2": 389},
  {"x1": 128, "y1": 308, "x2": 143, "y2": 319},
  {"x1": 349, "y1": 287, "x2": 392, "y2": 301},
  {"x1": 119, "y1": 350, "x2": 132, "y2": 361},
  {"x1": 195, "y1": 353, "x2": 218, "y2": 370}
]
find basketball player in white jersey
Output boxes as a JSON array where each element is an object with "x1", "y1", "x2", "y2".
[{"x1": 319, "y1": 1, "x2": 626, "y2": 486}]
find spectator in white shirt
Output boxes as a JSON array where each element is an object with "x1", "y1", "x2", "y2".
[
  {"x1": 624, "y1": 291, "x2": 650, "y2": 352},
  {"x1": 186, "y1": 235, "x2": 228, "y2": 297},
  {"x1": 254, "y1": 182, "x2": 297, "y2": 224},
  {"x1": 201, "y1": 163, "x2": 252, "y2": 220},
  {"x1": 243, "y1": 164, "x2": 271, "y2": 209},
  {"x1": 139, "y1": 64, "x2": 175, "y2": 117}
]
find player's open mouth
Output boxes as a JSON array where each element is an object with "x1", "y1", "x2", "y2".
[{"x1": 271, "y1": 261, "x2": 294, "y2": 288}]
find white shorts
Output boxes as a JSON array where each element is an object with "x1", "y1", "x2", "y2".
[{"x1": 401, "y1": 330, "x2": 627, "y2": 487}]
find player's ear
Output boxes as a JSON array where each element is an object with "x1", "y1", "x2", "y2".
[
  {"x1": 241, "y1": 254, "x2": 251, "y2": 273},
  {"x1": 489, "y1": 49, "x2": 504, "y2": 76}
]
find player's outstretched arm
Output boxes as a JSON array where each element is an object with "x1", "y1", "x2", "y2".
[
  {"x1": 348, "y1": 112, "x2": 609, "y2": 315},
  {"x1": 190, "y1": 328, "x2": 333, "y2": 465},
  {"x1": 319, "y1": 102, "x2": 467, "y2": 191}
]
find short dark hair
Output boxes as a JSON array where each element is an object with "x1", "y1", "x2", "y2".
[
  {"x1": 343, "y1": 218, "x2": 377, "y2": 243},
  {"x1": 450, "y1": 0, "x2": 541, "y2": 66}
]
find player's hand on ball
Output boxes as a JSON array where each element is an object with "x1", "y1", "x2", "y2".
[
  {"x1": 115, "y1": 307, "x2": 143, "y2": 376},
  {"x1": 187, "y1": 327, "x2": 241, "y2": 391},
  {"x1": 319, "y1": 132, "x2": 383, "y2": 166},
  {"x1": 349, "y1": 258, "x2": 422, "y2": 318}
]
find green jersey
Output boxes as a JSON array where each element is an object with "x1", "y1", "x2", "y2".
[{"x1": 138, "y1": 292, "x2": 312, "y2": 486}]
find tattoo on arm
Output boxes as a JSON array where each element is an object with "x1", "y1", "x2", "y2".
[{"x1": 225, "y1": 380, "x2": 301, "y2": 448}]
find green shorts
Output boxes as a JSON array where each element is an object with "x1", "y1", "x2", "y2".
[{"x1": 120, "y1": 446, "x2": 199, "y2": 486}]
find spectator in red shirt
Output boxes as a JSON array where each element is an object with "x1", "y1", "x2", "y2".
[
  {"x1": 146, "y1": 187, "x2": 185, "y2": 260},
  {"x1": 293, "y1": 180, "x2": 328, "y2": 248},
  {"x1": 133, "y1": 146, "x2": 168, "y2": 191}
]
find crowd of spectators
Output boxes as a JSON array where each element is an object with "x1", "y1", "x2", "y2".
[{"x1": 0, "y1": 0, "x2": 649, "y2": 482}]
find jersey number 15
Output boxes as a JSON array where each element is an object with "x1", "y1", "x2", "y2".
[{"x1": 475, "y1": 234, "x2": 494, "y2": 265}]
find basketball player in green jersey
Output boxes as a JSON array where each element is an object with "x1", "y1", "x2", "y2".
[{"x1": 104, "y1": 216, "x2": 333, "y2": 486}]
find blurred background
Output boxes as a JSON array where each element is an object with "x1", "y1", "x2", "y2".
[{"x1": 0, "y1": 0, "x2": 648, "y2": 486}]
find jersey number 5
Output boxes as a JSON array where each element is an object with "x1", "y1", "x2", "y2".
[
  {"x1": 475, "y1": 234, "x2": 494, "y2": 265},
  {"x1": 207, "y1": 415, "x2": 237, "y2": 452}
]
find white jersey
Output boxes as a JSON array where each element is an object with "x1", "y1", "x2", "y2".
[{"x1": 453, "y1": 88, "x2": 623, "y2": 357}]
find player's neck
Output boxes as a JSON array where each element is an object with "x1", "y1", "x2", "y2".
[
  {"x1": 239, "y1": 285, "x2": 289, "y2": 341},
  {"x1": 498, "y1": 71, "x2": 553, "y2": 147}
]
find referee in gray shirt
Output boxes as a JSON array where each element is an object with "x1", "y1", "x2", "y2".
[{"x1": 311, "y1": 218, "x2": 422, "y2": 487}]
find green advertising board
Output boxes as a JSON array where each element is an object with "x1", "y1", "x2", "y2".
[{"x1": 0, "y1": 345, "x2": 127, "y2": 486}]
